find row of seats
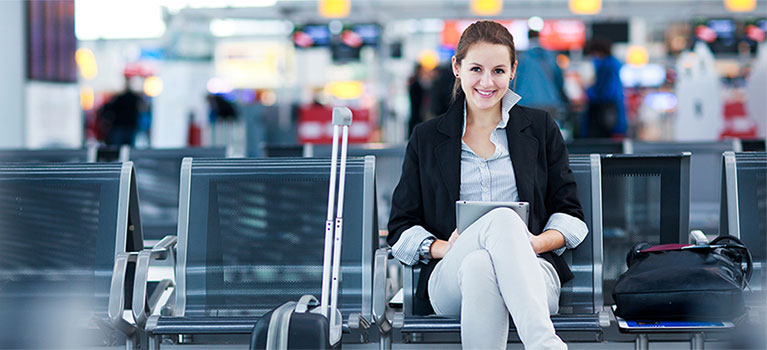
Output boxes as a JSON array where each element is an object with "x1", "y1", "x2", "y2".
[{"x1": 0, "y1": 145, "x2": 764, "y2": 349}]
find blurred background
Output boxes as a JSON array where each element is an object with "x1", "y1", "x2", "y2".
[{"x1": 0, "y1": 0, "x2": 765, "y2": 156}]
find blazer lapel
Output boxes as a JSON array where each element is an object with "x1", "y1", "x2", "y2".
[
  {"x1": 506, "y1": 106, "x2": 538, "y2": 203},
  {"x1": 435, "y1": 99, "x2": 463, "y2": 204}
]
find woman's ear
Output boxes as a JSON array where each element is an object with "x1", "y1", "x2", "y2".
[
  {"x1": 452, "y1": 56, "x2": 460, "y2": 77},
  {"x1": 511, "y1": 60, "x2": 518, "y2": 79}
]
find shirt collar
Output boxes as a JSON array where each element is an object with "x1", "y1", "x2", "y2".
[{"x1": 462, "y1": 89, "x2": 522, "y2": 136}]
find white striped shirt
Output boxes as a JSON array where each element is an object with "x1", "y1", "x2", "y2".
[{"x1": 391, "y1": 90, "x2": 588, "y2": 266}]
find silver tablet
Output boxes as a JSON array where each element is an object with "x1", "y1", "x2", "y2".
[{"x1": 455, "y1": 201, "x2": 529, "y2": 233}]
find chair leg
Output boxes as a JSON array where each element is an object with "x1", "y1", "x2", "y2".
[
  {"x1": 125, "y1": 333, "x2": 138, "y2": 350},
  {"x1": 149, "y1": 335, "x2": 162, "y2": 350},
  {"x1": 380, "y1": 332, "x2": 392, "y2": 350},
  {"x1": 635, "y1": 334, "x2": 649, "y2": 350},
  {"x1": 691, "y1": 332, "x2": 705, "y2": 350}
]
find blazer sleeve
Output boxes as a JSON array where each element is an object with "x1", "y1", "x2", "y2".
[
  {"x1": 387, "y1": 129, "x2": 425, "y2": 247},
  {"x1": 543, "y1": 112, "x2": 584, "y2": 222}
]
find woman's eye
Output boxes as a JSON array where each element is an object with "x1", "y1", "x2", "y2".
[
  {"x1": 494, "y1": 69, "x2": 505, "y2": 74},
  {"x1": 470, "y1": 67, "x2": 481, "y2": 72}
]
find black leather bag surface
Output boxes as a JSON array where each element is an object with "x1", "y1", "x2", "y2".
[{"x1": 613, "y1": 236, "x2": 752, "y2": 321}]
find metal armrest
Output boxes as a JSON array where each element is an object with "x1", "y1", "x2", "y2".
[
  {"x1": 153, "y1": 235, "x2": 178, "y2": 255},
  {"x1": 133, "y1": 235, "x2": 178, "y2": 329},
  {"x1": 108, "y1": 252, "x2": 137, "y2": 336},
  {"x1": 402, "y1": 264, "x2": 415, "y2": 316},
  {"x1": 373, "y1": 247, "x2": 391, "y2": 332}
]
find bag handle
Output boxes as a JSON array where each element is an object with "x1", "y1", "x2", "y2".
[
  {"x1": 295, "y1": 295, "x2": 319, "y2": 313},
  {"x1": 710, "y1": 235, "x2": 753, "y2": 286}
]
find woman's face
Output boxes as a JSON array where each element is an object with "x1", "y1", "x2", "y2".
[{"x1": 453, "y1": 42, "x2": 515, "y2": 113}]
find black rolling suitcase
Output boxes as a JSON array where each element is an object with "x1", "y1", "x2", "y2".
[{"x1": 250, "y1": 107, "x2": 353, "y2": 350}]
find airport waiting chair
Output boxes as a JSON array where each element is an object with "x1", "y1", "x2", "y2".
[
  {"x1": 263, "y1": 144, "x2": 310, "y2": 157},
  {"x1": 742, "y1": 139, "x2": 766, "y2": 152},
  {"x1": 720, "y1": 152, "x2": 767, "y2": 307},
  {"x1": 313, "y1": 144, "x2": 407, "y2": 231},
  {"x1": 119, "y1": 147, "x2": 228, "y2": 244},
  {"x1": 141, "y1": 157, "x2": 378, "y2": 348},
  {"x1": 599, "y1": 153, "x2": 691, "y2": 306},
  {"x1": 565, "y1": 138, "x2": 632, "y2": 155},
  {"x1": 0, "y1": 162, "x2": 161, "y2": 348},
  {"x1": 374, "y1": 154, "x2": 607, "y2": 347},
  {"x1": 631, "y1": 139, "x2": 742, "y2": 236},
  {"x1": 97, "y1": 145, "x2": 123, "y2": 163},
  {"x1": 267, "y1": 143, "x2": 407, "y2": 231},
  {"x1": 0, "y1": 147, "x2": 96, "y2": 163}
]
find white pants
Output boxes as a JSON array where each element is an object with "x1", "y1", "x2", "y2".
[{"x1": 428, "y1": 208, "x2": 566, "y2": 350}]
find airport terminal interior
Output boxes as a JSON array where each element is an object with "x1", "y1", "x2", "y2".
[{"x1": 0, "y1": 0, "x2": 766, "y2": 349}]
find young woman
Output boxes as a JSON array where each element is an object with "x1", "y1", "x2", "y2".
[{"x1": 387, "y1": 21, "x2": 588, "y2": 349}]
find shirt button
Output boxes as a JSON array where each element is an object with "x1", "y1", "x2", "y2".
[{"x1": 482, "y1": 187, "x2": 489, "y2": 192}]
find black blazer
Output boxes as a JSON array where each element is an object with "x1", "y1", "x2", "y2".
[{"x1": 387, "y1": 95, "x2": 584, "y2": 315}]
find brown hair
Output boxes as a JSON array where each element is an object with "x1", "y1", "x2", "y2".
[{"x1": 451, "y1": 21, "x2": 517, "y2": 102}]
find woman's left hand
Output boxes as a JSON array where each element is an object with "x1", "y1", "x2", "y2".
[
  {"x1": 529, "y1": 229, "x2": 566, "y2": 255},
  {"x1": 529, "y1": 234, "x2": 543, "y2": 255}
]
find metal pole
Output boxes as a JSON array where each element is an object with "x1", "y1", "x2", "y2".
[
  {"x1": 691, "y1": 332, "x2": 705, "y2": 350},
  {"x1": 380, "y1": 332, "x2": 392, "y2": 350},
  {"x1": 321, "y1": 124, "x2": 340, "y2": 318},
  {"x1": 635, "y1": 334, "x2": 649, "y2": 350},
  {"x1": 149, "y1": 335, "x2": 162, "y2": 350}
]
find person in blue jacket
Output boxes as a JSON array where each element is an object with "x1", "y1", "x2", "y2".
[
  {"x1": 580, "y1": 37, "x2": 627, "y2": 138},
  {"x1": 513, "y1": 29, "x2": 568, "y2": 121}
]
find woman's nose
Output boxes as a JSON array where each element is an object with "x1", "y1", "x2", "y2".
[{"x1": 480, "y1": 71, "x2": 492, "y2": 85}]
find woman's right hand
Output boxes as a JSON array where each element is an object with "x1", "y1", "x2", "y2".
[{"x1": 430, "y1": 229, "x2": 459, "y2": 259}]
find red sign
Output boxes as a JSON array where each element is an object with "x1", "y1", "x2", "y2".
[
  {"x1": 298, "y1": 105, "x2": 373, "y2": 144},
  {"x1": 539, "y1": 20, "x2": 586, "y2": 51},
  {"x1": 441, "y1": 20, "x2": 515, "y2": 49}
]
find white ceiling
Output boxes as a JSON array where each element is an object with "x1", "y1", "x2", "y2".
[{"x1": 172, "y1": 0, "x2": 767, "y2": 23}]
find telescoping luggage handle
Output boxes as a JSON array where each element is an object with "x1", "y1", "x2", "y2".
[{"x1": 320, "y1": 107, "x2": 352, "y2": 339}]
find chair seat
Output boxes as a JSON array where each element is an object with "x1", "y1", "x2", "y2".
[
  {"x1": 150, "y1": 315, "x2": 353, "y2": 335},
  {"x1": 400, "y1": 313, "x2": 603, "y2": 334}
]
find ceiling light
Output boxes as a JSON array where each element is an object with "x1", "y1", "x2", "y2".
[
  {"x1": 75, "y1": 48, "x2": 98, "y2": 80},
  {"x1": 144, "y1": 76, "x2": 164, "y2": 97},
  {"x1": 528, "y1": 16, "x2": 544, "y2": 32},
  {"x1": 626, "y1": 46, "x2": 649, "y2": 67},
  {"x1": 569, "y1": 0, "x2": 601, "y2": 15},
  {"x1": 319, "y1": 0, "x2": 350, "y2": 19},
  {"x1": 724, "y1": 0, "x2": 756, "y2": 12},
  {"x1": 471, "y1": 0, "x2": 502, "y2": 16}
]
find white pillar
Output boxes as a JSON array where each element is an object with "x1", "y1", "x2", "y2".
[{"x1": 0, "y1": 1, "x2": 26, "y2": 148}]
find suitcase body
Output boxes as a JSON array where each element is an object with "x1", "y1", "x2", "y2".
[
  {"x1": 250, "y1": 108, "x2": 352, "y2": 350},
  {"x1": 251, "y1": 296, "x2": 341, "y2": 350}
]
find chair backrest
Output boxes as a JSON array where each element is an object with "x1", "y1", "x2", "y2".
[
  {"x1": 123, "y1": 147, "x2": 228, "y2": 242},
  {"x1": 174, "y1": 157, "x2": 377, "y2": 322},
  {"x1": 631, "y1": 140, "x2": 742, "y2": 235},
  {"x1": 742, "y1": 139, "x2": 766, "y2": 152},
  {"x1": 313, "y1": 144, "x2": 406, "y2": 230},
  {"x1": 96, "y1": 146, "x2": 123, "y2": 163},
  {"x1": 0, "y1": 148, "x2": 94, "y2": 163},
  {"x1": 0, "y1": 162, "x2": 142, "y2": 347},
  {"x1": 566, "y1": 139, "x2": 631, "y2": 155},
  {"x1": 720, "y1": 152, "x2": 767, "y2": 294},
  {"x1": 263, "y1": 144, "x2": 309, "y2": 157},
  {"x1": 402, "y1": 154, "x2": 604, "y2": 315},
  {"x1": 599, "y1": 153, "x2": 691, "y2": 304},
  {"x1": 559, "y1": 154, "x2": 604, "y2": 314}
]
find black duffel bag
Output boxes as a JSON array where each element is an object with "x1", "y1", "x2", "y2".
[{"x1": 613, "y1": 236, "x2": 752, "y2": 321}]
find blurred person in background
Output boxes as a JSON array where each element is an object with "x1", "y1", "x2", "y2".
[
  {"x1": 513, "y1": 29, "x2": 568, "y2": 122},
  {"x1": 207, "y1": 93, "x2": 239, "y2": 146},
  {"x1": 580, "y1": 37, "x2": 627, "y2": 138},
  {"x1": 429, "y1": 64, "x2": 456, "y2": 118},
  {"x1": 408, "y1": 63, "x2": 435, "y2": 136},
  {"x1": 101, "y1": 76, "x2": 146, "y2": 146}
]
